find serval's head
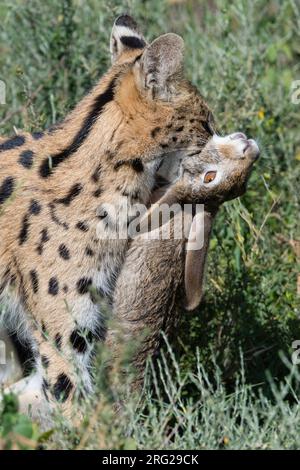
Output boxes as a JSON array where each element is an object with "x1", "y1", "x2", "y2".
[{"x1": 105, "y1": 15, "x2": 214, "y2": 172}]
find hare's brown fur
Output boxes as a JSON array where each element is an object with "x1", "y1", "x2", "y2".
[{"x1": 110, "y1": 134, "x2": 259, "y2": 387}]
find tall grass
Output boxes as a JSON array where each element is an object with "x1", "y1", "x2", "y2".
[
  {"x1": 2, "y1": 339, "x2": 300, "y2": 449},
  {"x1": 0, "y1": 0, "x2": 300, "y2": 449}
]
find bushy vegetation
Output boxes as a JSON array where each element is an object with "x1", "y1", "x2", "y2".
[{"x1": 0, "y1": 0, "x2": 300, "y2": 449}]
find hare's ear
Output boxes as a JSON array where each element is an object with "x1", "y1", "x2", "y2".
[
  {"x1": 110, "y1": 15, "x2": 147, "y2": 63},
  {"x1": 136, "y1": 33, "x2": 185, "y2": 101},
  {"x1": 184, "y1": 211, "x2": 214, "y2": 311}
]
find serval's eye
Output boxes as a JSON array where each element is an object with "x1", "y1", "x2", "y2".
[{"x1": 204, "y1": 171, "x2": 217, "y2": 183}]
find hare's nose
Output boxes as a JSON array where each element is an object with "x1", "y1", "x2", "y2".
[{"x1": 230, "y1": 132, "x2": 247, "y2": 140}]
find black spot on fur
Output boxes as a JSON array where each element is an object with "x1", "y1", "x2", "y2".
[
  {"x1": 42, "y1": 378, "x2": 50, "y2": 401},
  {"x1": 19, "y1": 214, "x2": 30, "y2": 245},
  {"x1": 151, "y1": 127, "x2": 161, "y2": 138},
  {"x1": 175, "y1": 126, "x2": 184, "y2": 132},
  {"x1": 39, "y1": 76, "x2": 119, "y2": 177},
  {"x1": 131, "y1": 159, "x2": 144, "y2": 172},
  {"x1": 29, "y1": 199, "x2": 42, "y2": 215},
  {"x1": 19, "y1": 200, "x2": 42, "y2": 245},
  {"x1": 91, "y1": 164, "x2": 102, "y2": 183},
  {"x1": 58, "y1": 244, "x2": 70, "y2": 260},
  {"x1": 29, "y1": 269, "x2": 39, "y2": 294},
  {"x1": 48, "y1": 277, "x2": 59, "y2": 296},
  {"x1": 55, "y1": 333, "x2": 62, "y2": 350},
  {"x1": 114, "y1": 160, "x2": 125, "y2": 171},
  {"x1": 32, "y1": 131, "x2": 44, "y2": 140},
  {"x1": 36, "y1": 228, "x2": 50, "y2": 255},
  {"x1": 114, "y1": 158, "x2": 144, "y2": 172},
  {"x1": 41, "y1": 321, "x2": 47, "y2": 334},
  {"x1": 0, "y1": 135, "x2": 25, "y2": 152},
  {"x1": 97, "y1": 209, "x2": 108, "y2": 220},
  {"x1": 85, "y1": 246, "x2": 94, "y2": 257},
  {"x1": 76, "y1": 277, "x2": 92, "y2": 295},
  {"x1": 93, "y1": 188, "x2": 102, "y2": 198},
  {"x1": 43, "y1": 378, "x2": 49, "y2": 390},
  {"x1": 41, "y1": 355, "x2": 50, "y2": 368},
  {"x1": 70, "y1": 329, "x2": 91, "y2": 354},
  {"x1": 105, "y1": 149, "x2": 115, "y2": 160},
  {"x1": 63, "y1": 285, "x2": 69, "y2": 293},
  {"x1": 76, "y1": 221, "x2": 89, "y2": 232},
  {"x1": 49, "y1": 203, "x2": 69, "y2": 230},
  {"x1": 53, "y1": 373, "x2": 73, "y2": 402},
  {"x1": 0, "y1": 177, "x2": 15, "y2": 205},
  {"x1": 55, "y1": 183, "x2": 83, "y2": 206},
  {"x1": 48, "y1": 123, "x2": 62, "y2": 135},
  {"x1": 19, "y1": 150, "x2": 34, "y2": 169},
  {"x1": 120, "y1": 35, "x2": 146, "y2": 49}
]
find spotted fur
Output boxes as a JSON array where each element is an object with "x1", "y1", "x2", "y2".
[{"x1": 0, "y1": 15, "x2": 214, "y2": 422}]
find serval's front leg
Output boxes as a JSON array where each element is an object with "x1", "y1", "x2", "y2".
[
  {"x1": 3, "y1": 321, "x2": 94, "y2": 425},
  {"x1": 29, "y1": 290, "x2": 104, "y2": 422}
]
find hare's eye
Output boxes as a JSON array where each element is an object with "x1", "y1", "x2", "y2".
[{"x1": 204, "y1": 171, "x2": 217, "y2": 183}]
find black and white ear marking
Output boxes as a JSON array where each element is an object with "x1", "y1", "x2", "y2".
[
  {"x1": 138, "y1": 33, "x2": 185, "y2": 101},
  {"x1": 110, "y1": 14, "x2": 147, "y2": 63}
]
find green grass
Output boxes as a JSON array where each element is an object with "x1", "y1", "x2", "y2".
[
  {"x1": 2, "y1": 340, "x2": 300, "y2": 450},
  {"x1": 0, "y1": 0, "x2": 300, "y2": 450}
]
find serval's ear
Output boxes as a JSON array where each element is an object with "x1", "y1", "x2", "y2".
[
  {"x1": 136, "y1": 33, "x2": 185, "y2": 101},
  {"x1": 110, "y1": 14, "x2": 147, "y2": 63}
]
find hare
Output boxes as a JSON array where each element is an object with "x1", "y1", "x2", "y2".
[{"x1": 107, "y1": 132, "x2": 260, "y2": 388}]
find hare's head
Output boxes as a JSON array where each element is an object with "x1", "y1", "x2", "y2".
[
  {"x1": 177, "y1": 132, "x2": 259, "y2": 206},
  {"x1": 152, "y1": 132, "x2": 259, "y2": 311}
]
